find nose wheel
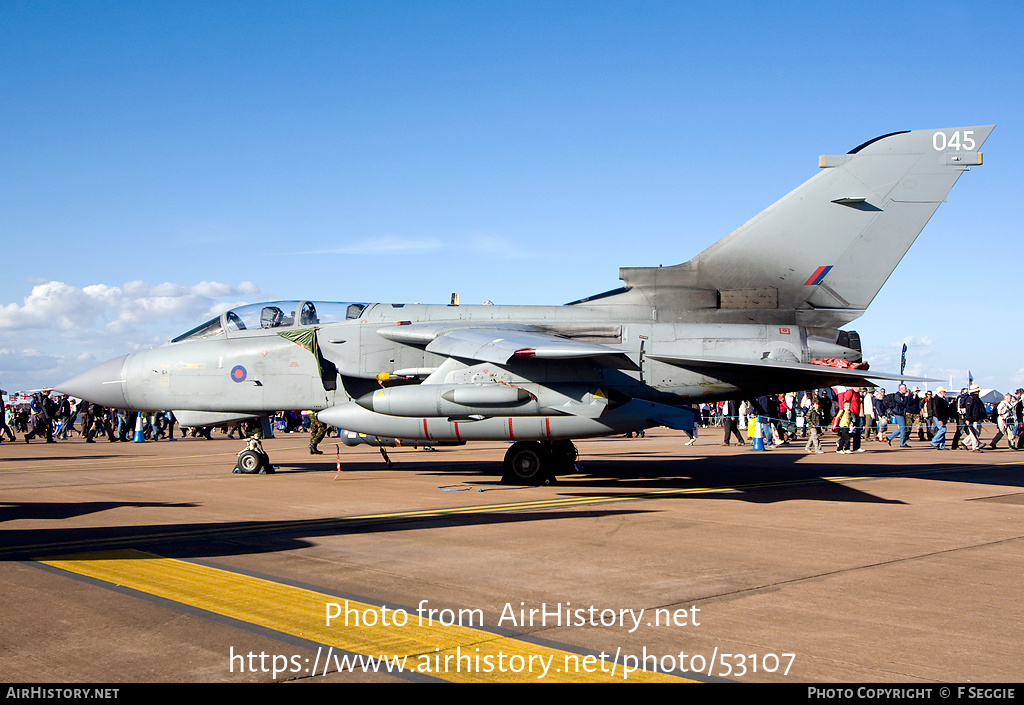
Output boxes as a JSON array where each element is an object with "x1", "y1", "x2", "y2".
[{"x1": 234, "y1": 436, "x2": 274, "y2": 474}]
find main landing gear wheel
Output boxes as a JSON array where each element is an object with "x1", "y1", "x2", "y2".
[
  {"x1": 548, "y1": 440, "x2": 579, "y2": 474},
  {"x1": 501, "y1": 440, "x2": 578, "y2": 485}
]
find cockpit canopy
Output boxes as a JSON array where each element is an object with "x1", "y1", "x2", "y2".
[{"x1": 170, "y1": 301, "x2": 367, "y2": 344}]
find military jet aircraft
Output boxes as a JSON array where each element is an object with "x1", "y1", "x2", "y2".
[{"x1": 58, "y1": 125, "x2": 992, "y2": 483}]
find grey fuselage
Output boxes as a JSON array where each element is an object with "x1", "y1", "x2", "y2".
[{"x1": 93, "y1": 298, "x2": 856, "y2": 441}]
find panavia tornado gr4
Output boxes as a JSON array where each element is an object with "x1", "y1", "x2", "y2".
[{"x1": 58, "y1": 125, "x2": 993, "y2": 483}]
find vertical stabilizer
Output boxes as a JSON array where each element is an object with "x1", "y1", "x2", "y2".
[{"x1": 616, "y1": 126, "x2": 993, "y2": 326}]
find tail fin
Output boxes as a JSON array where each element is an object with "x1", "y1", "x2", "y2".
[{"x1": 617, "y1": 126, "x2": 994, "y2": 326}]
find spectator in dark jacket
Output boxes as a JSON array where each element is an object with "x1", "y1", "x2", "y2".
[
  {"x1": 884, "y1": 384, "x2": 911, "y2": 447},
  {"x1": 722, "y1": 399, "x2": 745, "y2": 446},
  {"x1": 928, "y1": 387, "x2": 950, "y2": 450},
  {"x1": 962, "y1": 384, "x2": 986, "y2": 452}
]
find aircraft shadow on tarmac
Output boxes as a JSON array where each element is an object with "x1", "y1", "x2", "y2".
[
  {"x1": 0, "y1": 508, "x2": 647, "y2": 561},
  {"x1": 5, "y1": 449, "x2": 1020, "y2": 561},
  {"x1": 0, "y1": 454, "x2": 126, "y2": 462},
  {"x1": 281, "y1": 450, "x2": 1024, "y2": 505},
  {"x1": 0, "y1": 500, "x2": 198, "y2": 523},
  {"x1": 554, "y1": 456, "x2": 1024, "y2": 501}
]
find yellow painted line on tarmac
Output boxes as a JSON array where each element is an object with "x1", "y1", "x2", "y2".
[{"x1": 38, "y1": 549, "x2": 691, "y2": 683}]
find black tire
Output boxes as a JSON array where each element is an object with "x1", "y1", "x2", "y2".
[
  {"x1": 502, "y1": 442, "x2": 551, "y2": 485},
  {"x1": 549, "y1": 440, "x2": 578, "y2": 473},
  {"x1": 237, "y1": 449, "x2": 264, "y2": 474}
]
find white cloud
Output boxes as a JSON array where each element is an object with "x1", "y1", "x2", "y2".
[
  {"x1": 0, "y1": 281, "x2": 111, "y2": 330},
  {"x1": 0, "y1": 347, "x2": 63, "y2": 374},
  {"x1": 0, "y1": 280, "x2": 265, "y2": 390},
  {"x1": 0, "y1": 280, "x2": 262, "y2": 333},
  {"x1": 307, "y1": 236, "x2": 444, "y2": 255},
  {"x1": 104, "y1": 319, "x2": 136, "y2": 335},
  {"x1": 465, "y1": 233, "x2": 526, "y2": 259},
  {"x1": 191, "y1": 281, "x2": 236, "y2": 297},
  {"x1": 890, "y1": 335, "x2": 933, "y2": 349}
]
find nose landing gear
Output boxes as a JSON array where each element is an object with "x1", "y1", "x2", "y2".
[{"x1": 234, "y1": 435, "x2": 274, "y2": 474}]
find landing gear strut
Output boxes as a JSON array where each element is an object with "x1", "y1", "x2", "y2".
[{"x1": 501, "y1": 440, "x2": 578, "y2": 485}]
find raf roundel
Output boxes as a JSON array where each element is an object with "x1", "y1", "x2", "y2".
[{"x1": 230, "y1": 365, "x2": 247, "y2": 383}]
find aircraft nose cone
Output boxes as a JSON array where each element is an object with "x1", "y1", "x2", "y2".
[{"x1": 55, "y1": 354, "x2": 130, "y2": 408}]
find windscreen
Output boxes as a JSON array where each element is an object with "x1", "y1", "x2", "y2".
[{"x1": 170, "y1": 316, "x2": 224, "y2": 343}]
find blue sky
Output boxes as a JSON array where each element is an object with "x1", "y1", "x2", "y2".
[{"x1": 2, "y1": 1, "x2": 1021, "y2": 393}]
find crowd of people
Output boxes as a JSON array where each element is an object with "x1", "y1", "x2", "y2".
[
  {"x1": 0, "y1": 392, "x2": 332, "y2": 453},
  {"x1": 0, "y1": 392, "x2": 185, "y2": 444},
  {"x1": 4, "y1": 384, "x2": 1023, "y2": 456},
  {"x1": 698, "y1": 385, "x2": 1024, "y2": 454}
]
